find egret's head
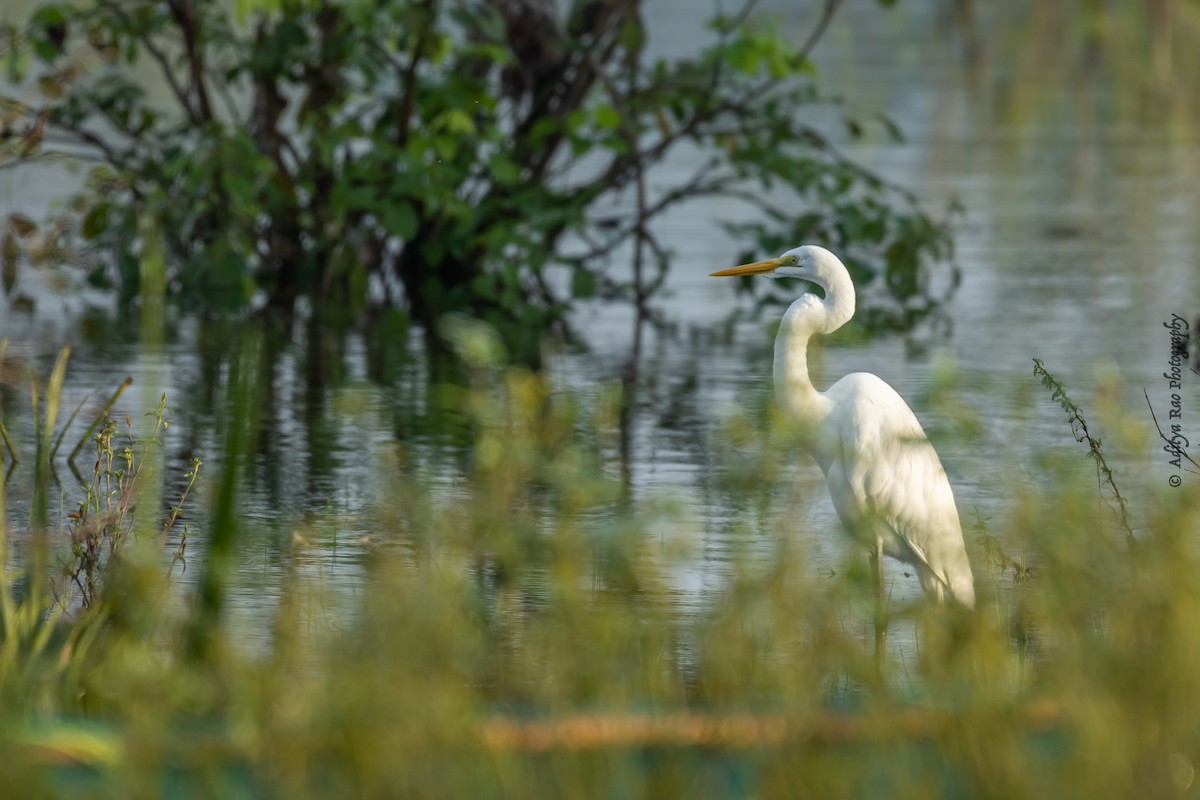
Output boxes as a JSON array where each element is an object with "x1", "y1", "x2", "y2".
[
  {"x1": 712, "y1": 245, "x2": 855, "y2": 332},
  {"x1": 710, "y1": 244, "x2": 842, "y2": 294}
]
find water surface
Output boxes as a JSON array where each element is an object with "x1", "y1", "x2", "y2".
[{"x1": 1, "y1": 2, "x2": 1197, "y2": 655}]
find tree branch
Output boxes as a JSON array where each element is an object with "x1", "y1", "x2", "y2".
[
  {"x1": 95, "y1": 0, "x2": 200, "y2": 125},
  {"x1": 798, "y1": 0, "x2": 846, "y2": 63},
  {"x1": 392, "y1": 0, "x2": 437, "y2": 148},
  {"x1": 164, "y1": 0, "x2": 215, "y2": 123}
]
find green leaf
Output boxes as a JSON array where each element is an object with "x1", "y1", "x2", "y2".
[
  {"x1": 601, "y1": 134, "x2": 630, "y2": 156},
  {"x1": 618, "y1": 18, "x2": 645, "y2": 55},
  {"x1": 725, "y1": 38, "x2": 760, "y2": 74},
  {"x1": 132, "y1": 109, "x2": 156, "y2": 136},
  {"x1": 433, "y1": 109, "x2": 476, "y2": 137},
  {"x1": 706, "y1": 14, "x2": 736, "y2": 34},
  {"x1": 86, "y1": 265, "x2": 110, "y2": 289},
  {"x1": 432, "y1": 136, "x2": 457, "y2": 161},
  {"x1": 489, "y1": 155, "x2": 521, "y2": 185},
  {"x1": 471, "y1": 273, "x2": 496, "y2": 300},
  {"x1": 593, "y1": 104, "x2": 621, "y2": 130},
  {"x1": 6, "y1": 41, "x2": 30, "y2": 81},
  {"x1": 425, "y1": 32, "x2": 451, "y2": 64},
  {"x1": 81, "y1": 205, "x2": 110, "y2": 240},
  {"x1": 343, "y1": 185, "x2": 376, "y2": 212},
  {"x1": 382, "y1": 201, "x2": 418, "y2": 240},
  {"x1": 765, "y1": 51, "x2": 791, "y2": 78},
  {"x1": 32, "y1": 39, "x2": 60, "y2": 62},
  {"x1": 564, "y1": 109, "x2": 587, "y2": 132},
  {"x1": 30, "y1": 4, "x2": 65, "y2": 25},
  {"x1": 571, "y1": 267, "x2": 596, "y2": 299}
]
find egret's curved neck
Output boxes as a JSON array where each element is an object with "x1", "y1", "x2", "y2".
[
  {"x1": 774, "y1": 298, "x2": 825, "y2": 422},
  {"x1": 773, "y1": 276, "x2": 854, "y2": 424}
]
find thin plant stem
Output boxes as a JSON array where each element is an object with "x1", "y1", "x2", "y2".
[{"x1": 1032, "y1": 358, "x2": 1135, "y2": 548}]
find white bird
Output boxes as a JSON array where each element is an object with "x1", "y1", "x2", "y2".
[{"x1": 711, "y1": 245, "x2": 975, "y2": 631}]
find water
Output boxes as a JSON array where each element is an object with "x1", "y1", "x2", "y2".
[{"x1": 1, "y1": 2, "x2": 1198, "y2": 651}]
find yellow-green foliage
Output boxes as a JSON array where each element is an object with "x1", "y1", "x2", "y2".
[{"x1": 0, "y1": 352, "x2": 1197, "y2": 799}]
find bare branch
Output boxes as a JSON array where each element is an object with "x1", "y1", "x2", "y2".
[
  {"x1": 95, "y1": 0, "x2": 200, "y2": 124},
  {"x1": 724, "y1": 0, "x2": 763, "y2": 32},
  {"x1": 798, "y1": 0, "x2": 846, "y2": 63}
]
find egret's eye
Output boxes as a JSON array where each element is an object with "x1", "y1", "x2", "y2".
[{"x1": 789, "y1": 256, "x2": 800, "y2": 266}]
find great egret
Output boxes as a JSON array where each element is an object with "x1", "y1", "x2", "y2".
[{"x1": 711, "y1": 245, "x2": 975, "y2": 649}]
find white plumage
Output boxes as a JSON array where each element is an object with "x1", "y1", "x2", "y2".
[{"x1": 713, "y1": 244, "x2": 975, "y2": 608}]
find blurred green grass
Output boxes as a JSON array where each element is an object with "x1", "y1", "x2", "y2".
[{"x1": 0, "y1": 340, "x2": 1197, "y2": 799}]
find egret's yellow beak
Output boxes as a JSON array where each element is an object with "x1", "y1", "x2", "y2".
[{"x1": 709, "y1": 257, "x2": 782, "y2": 277}]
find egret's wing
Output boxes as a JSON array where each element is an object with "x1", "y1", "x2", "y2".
[{"x1": 824, "y1": 373, "x2": 975, "y2": 606}]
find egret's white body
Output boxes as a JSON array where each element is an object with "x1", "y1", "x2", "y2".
[{"x1": 713, "y1": 245, "x2": 975, "y2": 608}]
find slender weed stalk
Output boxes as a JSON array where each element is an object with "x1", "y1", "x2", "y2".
[
  {"x1": 1032, "y1": 358, "x2": 1135, "y2": 548},
  {"x1": 164, "y1": 456, "x2": 202, "y2": 579}
]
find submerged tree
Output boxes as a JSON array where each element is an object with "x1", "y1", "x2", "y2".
[{"x1": 0, "y1": 0, "x2": 952, "y2": 348}]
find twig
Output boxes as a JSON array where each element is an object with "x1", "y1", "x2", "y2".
[
  {"x1": 724, "y1": 0, "x2": 764, "y2": 32},
  {"x1": 562, "y1": 172, "x2": 750, "y2": 266},
  {"x1": 94, "y1": 0, "x2": 200, "y2": 125},
  {"x1": 1033, "y1": 359, "x2": 1135, "y2": 548},
  {"x1": 1144, "y1": 388, "x2": 1200, "y2": 473},
  {"x1": 798, "y1": 0, "x2": 847, "y2": 63},
  {"x1": 46, "y1": 123, "x2": 126, "y2": 170}
]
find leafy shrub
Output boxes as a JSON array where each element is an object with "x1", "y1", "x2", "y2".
[{"x1": 1, "y1": 0, "x2": 953, "y2": 346}]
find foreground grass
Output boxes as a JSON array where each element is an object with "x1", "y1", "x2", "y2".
[{"x1": 0, "y1": 343, "x2": 1196, "y2": 799}]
